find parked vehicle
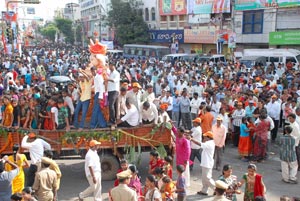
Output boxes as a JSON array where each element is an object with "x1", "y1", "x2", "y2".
[
  {"x1": 240, "y1": 56, "x2": 267, "y2": 69},
  {"x1": 123, "y1": 44, "x2": 170, "y2": 60},
  {"x1": 107, "y1": 50, "x2": 123, "y2": 59},
  {"x1": 197, "y1": 54, "x2": 226, "y2": 63},
  {"x1": 242, "y1": 48, "x2": 300, "y2": 67}
]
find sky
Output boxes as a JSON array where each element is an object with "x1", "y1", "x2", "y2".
[{"x1": 0, "y1": 0, "x2": 77, "y2": 21}]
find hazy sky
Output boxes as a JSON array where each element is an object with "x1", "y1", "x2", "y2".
[{"x1": 0, "y1": 0, "x2": 77, "y2": 21}]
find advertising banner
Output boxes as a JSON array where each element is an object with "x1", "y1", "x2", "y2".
[
  {"x1": 212, "y1": 0, "x2": 231, "y2": 13},
  {"x1": 188, "y1": 14, "x2": 211, "y2": 24},
  {"x1": 187, "y1": 0, "x2": 230, "y2": 14},
  {"x1": 235, "y1": 0, "x2": 300, "y2": 11},
  {"x1": 160, "y1": 0, "x2": 187, "y2": 15},
  {"x1": 269, "y1": 31, "x2": 300, "y2": 45},
  {"x1": 149, "y1": 30, "x2": 184, "y2": 43},
  {"x1": 187, "y1": 0, "x2": 213, "y2": 14},
  {"x1": 228, "y1": 32, "x2": 237, "y2": 48},
  {"x1": 184, "y1": 28, "x2": 216, "y2": 44}
]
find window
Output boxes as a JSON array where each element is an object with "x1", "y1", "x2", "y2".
[
  {"x1": 145, "y1": 8, "x2": 149, "y2": 21},
  {"x1": 242, "y1": 10, "x2": 263, "y2": 34},
  {"x1": 151, "y1": 7, "x2": 155, "y2": 21}
]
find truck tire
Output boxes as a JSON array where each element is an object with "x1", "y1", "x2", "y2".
[{"x1": 101, "y1": 154, "x2": 119, "y2": 181}]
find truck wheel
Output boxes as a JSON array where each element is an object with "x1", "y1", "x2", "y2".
[{"x1": 101, "y1": 154, "x2": 119, "y2": 181}]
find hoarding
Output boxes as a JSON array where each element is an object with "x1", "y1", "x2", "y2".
[
  {"x1": 149, "y1": 30, "x2": 184, "y2": 43},
  {"x1": 184, "y1": 28, "x2": 216, "y2": 44},
  {"x1": 269, "y1": 31, "x2": 300, "y2": 45},
  {"x1": 235, "y1": 0, "x2": 300, "y2": 11},
  {"x1": 159, "y1": 0, "x2": 187, "y2": 15},
  {"x1": 187, "y1": 0, "x2": 230, "y2": 14}
]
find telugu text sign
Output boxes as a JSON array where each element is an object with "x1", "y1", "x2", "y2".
[
  {"x1": 149, "y1": 30, "x2": 184, "y2": 43},
  {"x1": 269, "y1": 31, "x2": 300, "y2": 45}
]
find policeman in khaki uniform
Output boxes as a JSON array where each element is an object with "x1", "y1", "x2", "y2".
[
  {"x1": 213, "y1": 180, "x2": 230, "y2": 201},
  {"x1": 110, "y1": 169, "x2": 138, "y2": 201}
]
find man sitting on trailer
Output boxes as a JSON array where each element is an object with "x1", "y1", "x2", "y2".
[
  {"x1": 116, "y1": 99, "x2": 139, "y2": 127},
  {"x1": 140, "y1": 101, "x2": 158, "y2": 125}
]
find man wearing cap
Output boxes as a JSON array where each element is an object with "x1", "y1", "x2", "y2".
[
  {"x1": 189, "y1": 117, "x2": 202, "y2": 171},
  {"x1": 188, "y1": 131, "x2": 215, "y2": 196},
  {"x1": 32, "y1": 158, "x2": 57, "y2": 201},
  {"x1": 107, "y1": 63, "x2": 120, "y2": 125},
  {"x1": 21, "y1": 133, "x2": 51, "y2": 186},
  {"x1": 212, "y1": 116, "x2": 227, "y2": 171},
  {"x1": 110, "y1": 169, "x2": 138, "y2": 201},
  {"x1": 79, "y1": 140, "x2": 102, "y2": 201},
  {"x1": 213, "y1": 180, "x2": 230, "y2": 201},
  {"x1": 266, "y1": 94, "x2": 281, "y2": 142},
  {"x1": 126, "y1": 82, "x2": 142, "y2": 112}
]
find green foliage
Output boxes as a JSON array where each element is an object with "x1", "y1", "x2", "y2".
[
  {"x1": 54, "y1": 18, "x2": 74, "y2": 44},
  {"x1": 107, "y1": 0, "x2": 149, "y2": 45},
  {"x1": 156, "y1": 143, "x2": 167, "y2": 159},
  {"x1": 40, "y1": 23, "x2": 57, "y2": 42}
]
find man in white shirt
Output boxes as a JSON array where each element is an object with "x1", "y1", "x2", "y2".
[
  {"x1": 117, "y1": 99, "x2": 139, "y2": 127},
  {"x1": 188, "y1": 131, "x2": 215, "y2": 196},
  {"x1": 190, "y1": 92, "x2": 201, "y2": 120},
  {"x1": 266, "y1": 95, "x2": 281, "y2": 142},
  {"x1": 79, "y1": 140, "x2": 102, "y2": 201},
  {"x1": 288, "y1": 113, "x2": 300, "y2": 169},
  {"x1": 141, "y1": 84, "x2": 155, "y2": 104},
  {"x1": 21, "y1": 133, "x2": 51, "y2": 186},
  {"x1": 107, "y1": 63, "x2": 120, "y2": 124},
  {"x1": 140, "y1": 101, "x2": 158, "y2": 124},
  {"x1": 189, "y1": 118, "x2": 202, "y2": 171},
  {"x1": 161, "y1": 90, "x2": 173, "y2": 120},
  {"x1": 117, "y1": 87, "x2": 128, "y2": 120},
  {"x1": 90, "y1": 67, "x2": 107, "y2": 128}
]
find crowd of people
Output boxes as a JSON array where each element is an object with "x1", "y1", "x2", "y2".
[{"x1": 0, "y1": 40, "x2": 300, "y2": 200}]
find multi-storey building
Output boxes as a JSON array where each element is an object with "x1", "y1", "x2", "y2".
[
  {"x1": 79, "y1": 0, "x2": 111, "y2": 40},
  {"x1": 142, "y1": 0, "x2": 300, "y2": 55}
]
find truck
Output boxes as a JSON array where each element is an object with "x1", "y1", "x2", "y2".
[{"x1": 0, "y1": 124, "x2": 173, "y2": 180}]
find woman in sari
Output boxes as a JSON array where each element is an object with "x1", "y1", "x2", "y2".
[
  {"x1": 253, "y1": 113, "x2": 270, "y2": 162},
  {"x1": 6, "y1": 144, "x2": 29, "y2": 194},
  {"x1": 219, "y1": 164, "x2": 240, "y2": 201},
  {"x1": 238, "y1": 117, "x2": 252, "y2": 162},
  {"x1": 1, "y1": 95, "x2": 13, "y2": 127},
  {"x1": 238, "y1": 164, "x2": 266, "y2": 201}
]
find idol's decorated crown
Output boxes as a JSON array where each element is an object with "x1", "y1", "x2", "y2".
[{"x1": 89, "y1": 39, "x2": 107, "y2": 55}]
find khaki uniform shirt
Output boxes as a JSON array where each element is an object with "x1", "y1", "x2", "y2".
[
  {"x1": 33, "y1": 167, "x2": 57, "y2": 201},
  {"x1": 111, "y1": 184, "x2": 138, "y2": 201}
]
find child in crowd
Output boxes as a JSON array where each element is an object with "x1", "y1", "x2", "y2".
[
  {"x1": 164, "y1": 156, "x2": 173, "y2": 179},
  {"x1": 57, "y1": 98, "x2": 70, "y2": 131},
  {"x1": 175, "y1": 165, "x2": 186, "y2": 201}
]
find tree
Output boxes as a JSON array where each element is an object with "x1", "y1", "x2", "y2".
[
  {"x1": 55, "y1": 18, "x2": 74, "y2": 44},
  {"x1": 107, "y1": 0, "x2": 149, "y2": 45},
  {"x1": 40, "y1": 23, "x2": 57, "y2": 42}
]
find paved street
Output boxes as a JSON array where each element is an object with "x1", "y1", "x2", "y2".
[{"x1": 55, "y1": 141, "x2": 300, "y2": 201}]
